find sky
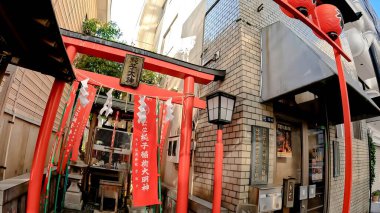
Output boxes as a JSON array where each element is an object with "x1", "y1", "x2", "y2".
[
  {"x1": 370, "y1": 0, "x2": 380, "y2": 16},
  {"x1": 111, "y1": 0, "x2": 145, "y2": 44}
]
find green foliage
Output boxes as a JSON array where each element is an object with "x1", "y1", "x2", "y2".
[
  {"x1": 373, "y1": 190, "x2": 380, "y2": 196},
  {"x1": 369, "y1": 134, "x2": 376, "y2": 189},
  {"x1": 76, "y1": 18, "x2": 163, "y2": 97},
  {"x1": 141, "y1": 70, "x2": 163, "y2": 86},
  {"x1": 82, "y1": 19, "x2": 122, "y2": 41},
  {"x1": 75, "y1": 55, "x2": 123, "y2": 76}
]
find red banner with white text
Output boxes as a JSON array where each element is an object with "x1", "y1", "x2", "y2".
[
  {"x1": 56, "y1": 82, "x2": 79, "y2": 170},
  {"x1": 132, "y1": 96, "x2": 159, "y2": 207},
  {"x1": 44, "y1": 82, "x2": 79, "y2": 194},
  {"x1": 58, "y1": 82, "x2": 79, "y2": 137},
  {"x1": 159, "y1": 104, "x2": 170, "y2": 161},
  {"x1": 71, "y1": 85, "x2": 97, "y2": 161},
  {"x1": 60, "y1": 85, "x2": 96, "y2": 172}
]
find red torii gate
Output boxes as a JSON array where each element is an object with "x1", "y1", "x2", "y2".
[{"x1": 26, "y1": 31, "x2": 225, "y2": 212}]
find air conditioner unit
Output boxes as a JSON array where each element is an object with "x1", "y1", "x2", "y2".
[{"x1": 167, "y1": 136, "x2": 180, "y2": 163}]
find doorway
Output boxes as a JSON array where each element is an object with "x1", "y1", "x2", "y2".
[
  {"x1": 274, "y1": 121, "x2": 302, "y2": 185},
  {"x1": 306, "y1": 129, "x2": 326, "y2": 212},
  {"x1": 274, "y1": 118, "x2": 327, "y2": 213}
]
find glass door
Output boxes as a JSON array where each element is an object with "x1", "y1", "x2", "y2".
[{"x1": 307, "y1": 129, "x2": 325, "y2": 212}]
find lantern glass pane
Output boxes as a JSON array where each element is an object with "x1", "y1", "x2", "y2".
[
  {"x1": 220, "y1": 108, "x2": 227, "y2": 120},
  {"x1": 212, "y1": 97, "x2": 219, "y2": 109},
  {"x1": 207, "y1": 99, "x2": 213, "y2": 110},
  {"x1": 226, "y1": 109, "x2": 233, "y2": 122},
  {"x1": 227, "y1": 98, "x2": 234, "y2": 111},
  {"x1": 209, "y1": 109, "x2": 214, "y2": 120},
  {"x1": 213, "y1": 109, "x2": 218, "y2": 120},
  {"x1": 221, "y1": 96, "x2": 228, "y2": 109}
]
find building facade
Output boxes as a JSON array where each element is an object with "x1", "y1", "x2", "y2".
[
  {"x1": 134, "y1": 0, "x2": 380, "y2": 212},
  {"x1": 53, "y1": 0, "x2": 109, "y2": 32},
  {"x1": 193, "y1": 0, "x2": 379, "y2": 212}
]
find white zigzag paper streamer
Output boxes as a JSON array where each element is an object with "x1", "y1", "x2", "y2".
[
  {"x1": 99, "y1": 89, "x2": 114, "y2": 117},
  {"x1": 137, "y1": 96, "x2": 147, "y2": 124},
  {"x1": 78, "y1": 78, "x2": 90, "y2": 106},
  {"x1": 164, "y1": 98, "x2": 174, "y2": 122}
]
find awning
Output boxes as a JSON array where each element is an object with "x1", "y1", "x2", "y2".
[
  {"x1": 261, "y1": 22, "x2": 380, "y2": 124},
  {"x1": 0, "y1": 0, "x2": 75, "y2": 81}
]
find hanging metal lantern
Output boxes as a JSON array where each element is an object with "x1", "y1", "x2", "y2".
[
  {"x1": 280, "y1": 0, "x2": 317, "y2": 18},
  {"x1": 314, "y1": 4, "x2": 344, "y2": 40}
]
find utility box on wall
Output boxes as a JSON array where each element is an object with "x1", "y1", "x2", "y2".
[{"x1": 248, "y1": 185, "x2": 282, "y2": 212}]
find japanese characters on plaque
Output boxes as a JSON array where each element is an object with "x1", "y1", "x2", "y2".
[
  {"x1": 132, "y1": 95, "x2": 159, "y2": 207},
  {"x1": 251, "y1": 126, "x2": 269, "y2": 184},
  {"x1": 120, "y1": 54, "x2": 144, "y2": 88}
]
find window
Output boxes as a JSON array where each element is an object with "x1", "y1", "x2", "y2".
[
  {"x1": 168, "y1": 141, "x2": 172, "y2": 156},
  {"x1": 336, "y1": 122, "x2": 362, "y2": 139},
  {"x1": 333, "y1": 141, "x2": 340, "y2": 177},
  {"x1": 172, "y1": 140, "x2": 177, "y2": 156},
  {"x1": 167, "y1": 136, "x2": 180, "y2": 163},
  {"x1": 353, "y1": 121, "x2": 362, "y2": 140},
  {"x1": 250, "y1": 126, "x2": 269, "y2": 184},
  {"x1": 160, "y1": 15, "x2": 178, "y2": 55}
]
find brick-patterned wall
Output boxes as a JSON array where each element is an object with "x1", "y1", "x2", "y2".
[
  {"x1": 329, "y1": 122, "x2": 370, "y2": 213},
  {"x1": 195, "y1": 0, "x2": 370, "y2": 212}
]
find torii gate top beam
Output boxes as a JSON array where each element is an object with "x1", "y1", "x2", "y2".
[{"x1": 61, "y1": 29, "x2": 226, "y2": 84}]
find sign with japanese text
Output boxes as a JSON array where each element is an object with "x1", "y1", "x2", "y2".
[
  {"x1": 159, "y1": 103, "x2": 171, "y2": 161},
  {"x1": 56, "y1": 82, "x2": 79, "y2": 169},
  {"x1": 57, "y1": 82, "x2": 79, "y2": 137},
  {"x1": 132, "y1": 95, "x2": 159, "y2": 207},
  {"x1": 120, "y1": 54, "x2": 144, "y2": 88},
  {"x1": 71, "y1": 85, "x2": 97, "y2": 161},
  {"x1": 59, "y1": 85, "x2": 96, "y2": 172}
]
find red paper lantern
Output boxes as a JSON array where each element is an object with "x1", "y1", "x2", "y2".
[
  {"x1": 314, "y1": 4, "x2": 344, "y2": 40},
  {"x1": 280, "y1": 0, "x2": 317, "y2": 18}
]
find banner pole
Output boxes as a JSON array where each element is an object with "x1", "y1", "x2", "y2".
[{"x1": 156, "y1": 100, "x2": 163, "y2": 213}]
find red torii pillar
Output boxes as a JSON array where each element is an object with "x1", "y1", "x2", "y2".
[
  {"x1": 176, "y1": 76, "x2": 195, "y2": 212},
  {"x1": 26, "y1": 45, "x2": 77, "y2": 212}
]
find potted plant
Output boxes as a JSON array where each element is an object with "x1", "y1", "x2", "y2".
[{"x1": 372, "y1": 190, "x2": 380, "y2": 202}]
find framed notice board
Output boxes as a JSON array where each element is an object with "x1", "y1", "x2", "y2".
[{"x1": 250, "y1": 126, "x2": 269, "y2": 184}]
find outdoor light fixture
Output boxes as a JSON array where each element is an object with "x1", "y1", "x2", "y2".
[
  {"x1": 206, "y1": 91, "x2": 236, "y2": 213},
  {"x1": 206, "y1": 91, "x2": 236, "y2": 126}
]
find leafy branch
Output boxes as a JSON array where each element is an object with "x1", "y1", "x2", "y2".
[{"x1": 76, "y1": 18, "x2": 163, "y2": 98}]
